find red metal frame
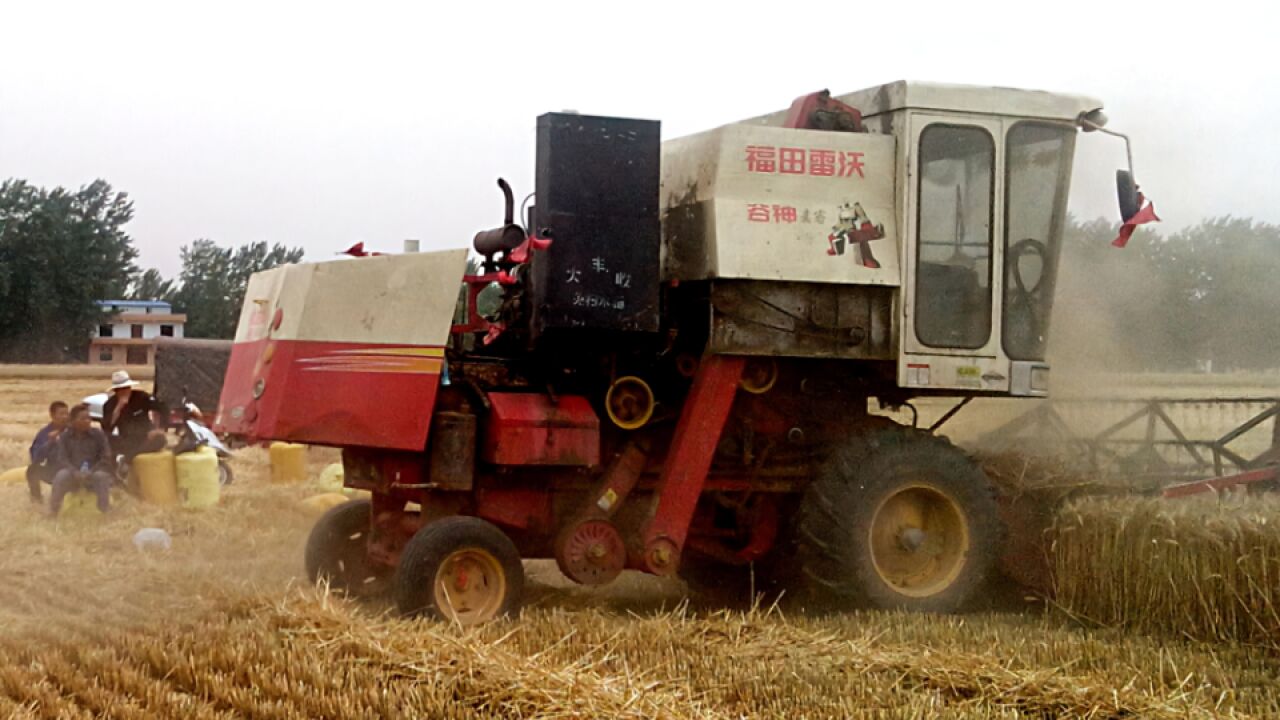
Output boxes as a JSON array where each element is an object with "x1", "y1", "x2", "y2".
[
  {"x1": 639, "y1": 355, "x2": 744, "y2": 574},
  {"x1": 476, "y1": 488, "x2": 555, "y2": 533},
  {"x1": 452, "y1": 234, "x2": 551, "y2": 344},
  {"x1": 451, "y1": 271, "x2": 517, "y2": 341},
  {"x1": 482, "y1": 393, "x2": 600, "y2": 467},
  {"x1": 1161, "y1": 466, "x2": 1278, "y2": 498},
  {"x1": 782, "y1": 90, "x2": 864, "y2": 132},
  {"x1": 217, "y1": 338, "x2": 445, "y2": 451},
  {"x1": 684, "y1": 497, "x2": 779, "y2": 565},
  {"x1": 584, "y1": 441, "x2": 648, "y2": 519}
]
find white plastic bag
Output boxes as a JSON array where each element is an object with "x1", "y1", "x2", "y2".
[{"x1": 133, "y1": 527, "x2": 172, "y2": 552}]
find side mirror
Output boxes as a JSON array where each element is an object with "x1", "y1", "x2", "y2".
[{"x1": 1116, "y1": 170, "x2": 1141, "y2": 222}]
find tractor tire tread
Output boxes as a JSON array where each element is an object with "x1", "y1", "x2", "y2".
[
  {"x1": 796, "y1": 426, "x2": 1003, "y2": 613},
  {"x1": 395, "y1": 516, "x2": 524, "y2": 622},
  {"x1": 304, "y1": 499, "x2": 390, "y2": 597}
]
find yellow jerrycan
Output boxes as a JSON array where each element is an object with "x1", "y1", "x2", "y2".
[
  {"x1": 0, "y1": 465, "x2": 28, "y2": 485},
  {"x1": 60, "y1": 490, "x2": 103, "y2": 520},
  {"x1": 270, "y1": 442, "x2": 307, "y2": 484},
  {"x1": 316, "y1": 462, "x2": 344, "y2": 493},
  {"x1": 176, "y1": 445, "x2": 221, "y2": 509},
  {"x1": 133, "y1": 450, "x2": 179, "y2": 506},
  {"x1": 299, "y1": 492, "x2": 350, "y2": 516}
]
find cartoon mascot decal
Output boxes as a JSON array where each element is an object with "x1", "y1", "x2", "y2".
[{"x1": 827, "y1": 202, "x2": 885, "y2": 269}]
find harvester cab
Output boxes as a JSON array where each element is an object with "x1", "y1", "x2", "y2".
[
  {"x1": 217, "y1": 80, "x2": 1136, "y2": 625},
  {"x1": 682, "y1": 81, "x2": 1110, "y2": 398}
]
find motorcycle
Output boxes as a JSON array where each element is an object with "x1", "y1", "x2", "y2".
[{"x1": 171, "y1": 388, "x2": 235, "y2": 486}]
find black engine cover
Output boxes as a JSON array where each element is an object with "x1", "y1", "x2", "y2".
[{"x1": 530, "y1": 113, "x2": 660, "y2": 337}]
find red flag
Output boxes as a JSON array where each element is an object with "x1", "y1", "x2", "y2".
[
  {"x1": 339, "y1": 242, "x2": 385, "y2": 257},
  {"x1": 508, "y1": 235, "x2": 552, "y2": 264},
  {"x1": 1112, "y1": 194, "x2": 1160, "y2": 248}
]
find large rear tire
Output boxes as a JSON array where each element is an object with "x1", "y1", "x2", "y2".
[
  {"x1": 305, "y1": 499, "x2": 391, "y2": 597},
  {"x1": 797, "y1": 429, "x2": 1001, "y2": 613},
  {"x1": 395, "y1": 516, "x2": 524, "y2": 625}
]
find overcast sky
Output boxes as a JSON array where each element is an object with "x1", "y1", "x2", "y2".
[{"x1": 2, "y1": 1, "x2": 1275, "y2": 278}]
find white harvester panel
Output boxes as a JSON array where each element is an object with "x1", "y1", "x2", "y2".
[
  {"x1": 661, "y1": 124, "x2": 898, "y2": 286},
  {"x1": 217, "y1": 249, "x2": 469, "y2": 452},
  {"x1": 234, "y1": 249, "x2": 468, "y2": 346}
]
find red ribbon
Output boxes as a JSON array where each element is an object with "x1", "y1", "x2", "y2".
[
  {"x1": 1112, "y1": 194, "x2": 1161, "y2": 248},
  {"x1": 340, "y1": 242, "x2": 385, "y2": 257}
]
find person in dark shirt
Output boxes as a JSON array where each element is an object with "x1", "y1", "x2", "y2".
[
  {"x1": 100, "y1": 370, "x2": 167, "y2": 463},
  {"x1": 26, "y1": 400, "x2": 69, "y2": 504},
  {"x1": 49, "y1": 403, "x2": 115, "y2": 514}
]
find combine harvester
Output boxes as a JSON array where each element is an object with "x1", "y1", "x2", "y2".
[{"x1": 216, "y1": 81, "x2": 1160, "y2": 624}]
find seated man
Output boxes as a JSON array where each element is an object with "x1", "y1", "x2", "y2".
[
  {"x1": 48, "y1": 403, "x2": 115, "y2": 515},
  {"x1": 100, "y1": 370, "x2": 167, "y2": 464},
  {"x1": 26, "y1": 401, "x2": 69, "y2": 504}
]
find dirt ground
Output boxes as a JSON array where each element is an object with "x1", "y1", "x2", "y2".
[{"x1": 1, "y1": 368, "x2": 1279, "y2": 718}]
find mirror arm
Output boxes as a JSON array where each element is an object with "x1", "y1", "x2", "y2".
[{"x1": 1080, "y1": 118, "x2": 1135, "y2": 180}]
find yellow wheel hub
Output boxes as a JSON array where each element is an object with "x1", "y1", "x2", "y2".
[
  {"x1": 868, "y1": 484, "x2": 970, "y2": 597},
  {"x1": 739, "y1": 358, "x2": 778, "y2": 394},
  {"x1": 433, "y1": 548, "x2": 507, "y2": 625},
  {"x1": 606, "y1": 376, "x2": 655, "y2": 430}
]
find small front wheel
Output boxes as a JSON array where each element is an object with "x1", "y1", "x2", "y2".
[{"x1": 395, "y1": 516, "x2": 524, "y2": 625}]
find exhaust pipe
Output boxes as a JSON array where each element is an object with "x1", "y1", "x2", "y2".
[{"x1": 473, "y1": 178, "x2": 526, "y2": 260}]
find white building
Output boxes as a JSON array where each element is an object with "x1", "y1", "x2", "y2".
[{"x1": 89, "y1": 300, "x2": 187, "y2": 366}]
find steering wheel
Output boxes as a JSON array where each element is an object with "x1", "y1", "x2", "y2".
[
  {"x1": 1007, "y1": 238, "x2": 1048, "y2": 297},
  {"x1": 1005, "y1": 238, "x2": 1049, "y2": 350}
]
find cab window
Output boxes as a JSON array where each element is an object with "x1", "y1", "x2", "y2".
[
  {"x1": 1003, "y1": 122, "x2": 1074, "y2": 360},
  {"x1": 915, "y1": 125, "x2": 994, "y2": 349}
]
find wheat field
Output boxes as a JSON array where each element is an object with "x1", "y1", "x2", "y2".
[{"x1": 1, "y1": 368, "x2": 1279, "y2": 718}]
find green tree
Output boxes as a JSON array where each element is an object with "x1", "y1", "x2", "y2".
[
  {"x1": 128, "y1": 268, "x2": 176, "y2": 303},
  {"x1": 1141, "y1": 217, "x2": 1280, "y2": 371},
  {"x1": 171, "y1": 240, "x2": 304, "y2": 338},
  {"x1": 0, "y1": 179, "x2": 138, "y2": 361},
  {"x1": 1052, "y1": 215, "x2": 1280, "y2": 373}
]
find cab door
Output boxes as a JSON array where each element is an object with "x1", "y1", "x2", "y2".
[{"x1": 898, "y1": 114, "x2": 1010, "y2": 393}]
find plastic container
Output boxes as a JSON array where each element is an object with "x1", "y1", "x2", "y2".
[
  {"x1": 176, "y1": 445, "x2": 221, "y2": 509},
  {"x1": 317, "y1": 462, "x2": 344, "y2": 493},
  {"x1": 133, "y1": 527, "x2": 172, "y2": 551},
  {"x1": 133, "y1": 450, "x2": 179, "y2": 506},
  {"x1": 59, "y1": 490, "x2": 102, "y2": 520},
  {"x1": 299, "y1": 493, "x2": 351, "y2": 516},
  {"x1": 270, "y1": 442, "x2": 307, "y2": 484},
  {"x1": 0, "y1": 466, "x2": 28, "y2": 485}
]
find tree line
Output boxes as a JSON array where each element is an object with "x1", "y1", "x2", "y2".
[
  {"x1": 0, "y1": 179, "x2": 302, "y2": 362},
  {"x1": 1053, "y1": 216, "x2": 1279, "y2": 373},
  {"x1": 1, "y1": 177, "x2": 1276, "y2": 370}
]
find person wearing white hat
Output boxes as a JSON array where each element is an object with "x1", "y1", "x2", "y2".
[{"x1": 100, "y1": 369, "x2": 167, "y2": 464}]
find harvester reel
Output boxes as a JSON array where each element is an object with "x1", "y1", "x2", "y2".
[
  {"x1": 606, "y1": 376, "x2": 655, "y2": 430},
  {"x1": 555, "y1": 518, "x2": 626, "y2": 586}
]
